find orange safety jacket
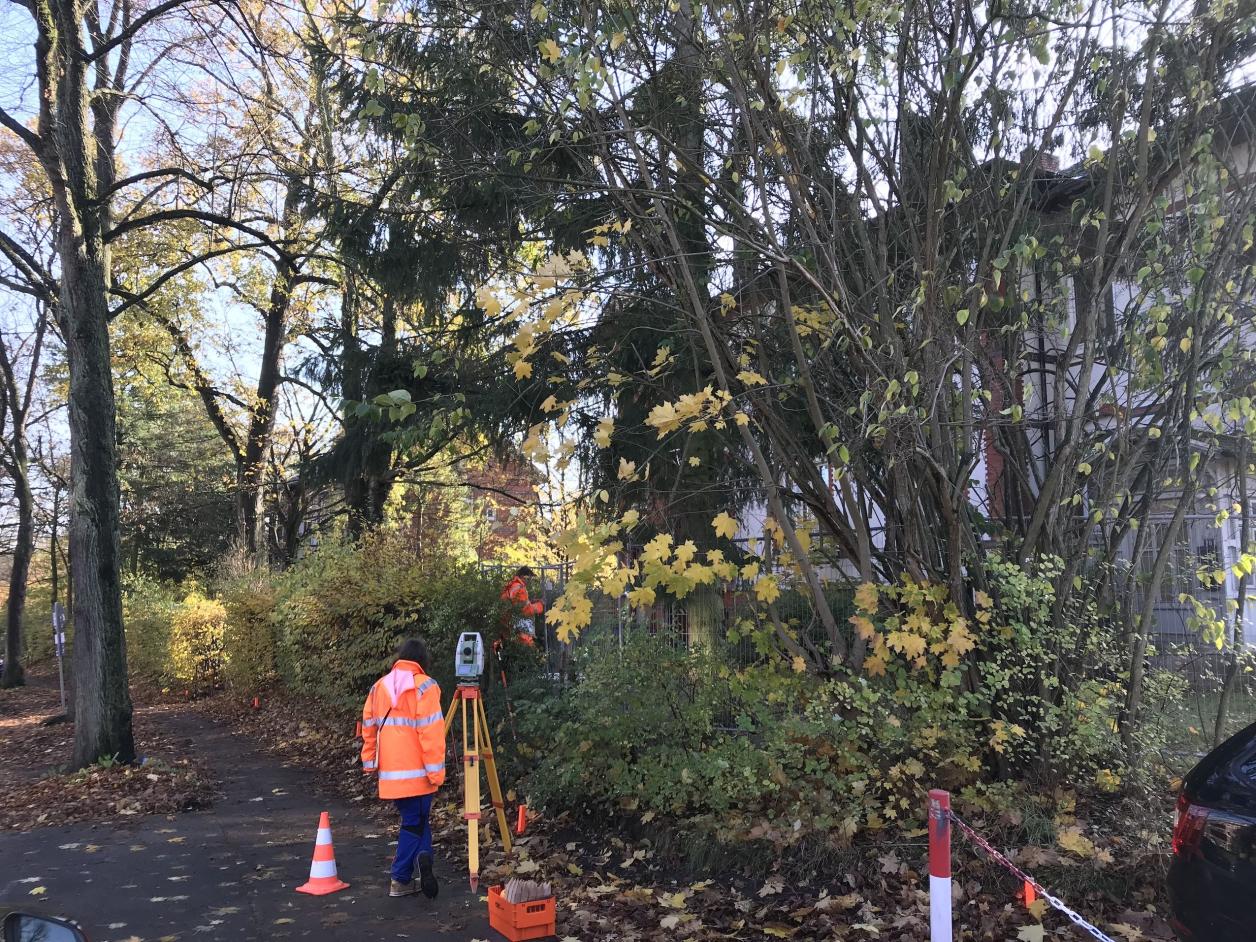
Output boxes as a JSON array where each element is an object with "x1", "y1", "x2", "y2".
[
  {"x1": 502, "y1": 576, "x2": 544, "y2": 617},
  {"x1": 360, "y1": 659, "x2": 446, "y2": 799},
  {"x1": 502, "y1": 576, "x2": 544, "y2": 646}
]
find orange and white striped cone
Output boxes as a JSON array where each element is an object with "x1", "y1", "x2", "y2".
[{"x1": 295, "y1": 811, "x2": 349, "y2": 896}]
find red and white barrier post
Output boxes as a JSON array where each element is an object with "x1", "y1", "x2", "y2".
[{"x1": 928, "y1": 789, "x2": 953, "y2": 942}]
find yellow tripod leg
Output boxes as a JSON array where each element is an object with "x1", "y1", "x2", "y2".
[
  {"x1": 475, "y1": 695, "x2": 513, "y2": 856},
  {"x1": 462, "y1": 689, "x2": 482, "y2": 890}
]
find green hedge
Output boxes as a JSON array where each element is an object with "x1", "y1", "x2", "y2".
[{"x1": 117, "y1": 534, "x2": 541, "y2": 715}]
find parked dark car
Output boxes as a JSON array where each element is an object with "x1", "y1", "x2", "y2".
[
  {"x1": 1168, "y1": 719, "x2": 1256, "y2": 941},
  {"x1": 2, "y1": 911, "x2": 88, "y2": 942}
]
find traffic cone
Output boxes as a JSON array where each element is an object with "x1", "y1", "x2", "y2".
[
  {"x1": 515, "y1": 803, "x2": 528, "y2": 836},
  {"x1": 295, "y1": 811, "x2": 349, "y2": 896}
]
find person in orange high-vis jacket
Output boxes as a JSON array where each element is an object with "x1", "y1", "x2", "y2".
[
  {"x1": 361, "y1": 638, "x2": 445, "y2": 899},
  {"x1": 501, "y1": 566, "x2": 544, "y2": 646}
]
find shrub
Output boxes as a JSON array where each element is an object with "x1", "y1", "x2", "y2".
[
  {"x1": 122, "y1": 576, "x2": 178, "y2": 683},
  {"x1": 220, "y1": 576, "x2": 279, "y2": 693},
  {"x1": 271, "y1": 533, "x2": 535, "y2": 715},
  {"x1": 524, "y1": 632, "x2": 1018, "y2": 850},
  {"x1": 21, "y1": 581, "x2": 57, "y2": 664},
  {"x1": 169, "y1": 590, "x2": 228, "y2": 690},
  {"x1": 524, "y1": 555, "x2": 1144, "y2": 854}
]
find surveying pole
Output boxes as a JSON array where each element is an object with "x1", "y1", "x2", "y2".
[{"x1": 448, "y1": 632, "x2": 512, "y2": 890}]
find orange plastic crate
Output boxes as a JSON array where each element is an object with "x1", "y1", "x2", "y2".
[{"x1": 487, "y1": 885, "x2": 557, "y2": 941}]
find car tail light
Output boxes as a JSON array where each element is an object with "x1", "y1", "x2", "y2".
[{"x1": 1172, "y1": 793, "x2": 1210, "y2": 857}]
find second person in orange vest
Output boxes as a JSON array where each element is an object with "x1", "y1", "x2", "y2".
[
  {"x1": 361, "y1": 638, "x2": 446, "y2": 899},
  {"x1": 501, "y1": 566, "x2": 544, "y2": 646}
]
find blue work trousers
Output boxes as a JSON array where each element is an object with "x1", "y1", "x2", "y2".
[{"x1": 391, "y1": 794, "x2": 434, "y2": 883}]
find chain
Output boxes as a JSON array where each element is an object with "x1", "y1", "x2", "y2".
[{"x1": 948, "y1": 811, "x2": 1118, "y2": 942}]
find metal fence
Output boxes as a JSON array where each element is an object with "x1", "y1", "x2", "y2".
[{"x1": 478, "y1": 559, "x2": 854, "y2": 680}]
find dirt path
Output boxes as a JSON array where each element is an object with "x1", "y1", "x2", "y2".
[{"x1": 0, "y1": 686, "x2": 492, "y2": 941}]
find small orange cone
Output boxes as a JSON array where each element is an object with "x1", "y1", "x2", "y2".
[
  {"x1": 295, "y1": 811, "x2": 349, "y2": 896},
  {"x1": 515, "y1": 803, "x2": 528, "y2": 836}
]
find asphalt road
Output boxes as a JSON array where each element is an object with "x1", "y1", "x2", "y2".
[{"x1": 0, "y1": 708, "x2": 494, "y2": 942}]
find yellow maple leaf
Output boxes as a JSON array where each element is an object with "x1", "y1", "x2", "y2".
[
  {"x1": 974, "y1": 589, "x2": 992, "y2": 608},
  {"x1": 538, "y1": 38, "x2": 562, "y2": 63},
  {"x1": 513, "y1": 358, "x2": 533, "y2": 380},
  {"x1": 645, "y1": 401, "x2": 681, "y2": 437},
  {"x1": 864, "y1": 651, "x2": 887, "y2": 677},
  {"x1": 737, "y1": 369, "x2": 768, "y2": 386},
  {"x1": 593, "y1": 416, "x2": 614, "y2": 448},
  {"x1": 627, "y1": 586, "x2": 656, "y2": 608},
  {"x1": 475, "y1": 286, "x2": 502, "y2": 318},
  {"x1": 755, "y1": 576, "x2": 781, "y2": 604},
  {"x1": 791, "y1": 655, "x2": 806, "y2": 673},
  {"x1": 711, "y1": 511, "x2": 738, "y2": 539},
  {"x1": 854, "y1": 582, "x2": 879, "y2": 613},
  {"x1": 641, "y1": 533, "x2": 673, "y2": 565},
  {"x1": 617, "y1": 458, "x2": 637, "y2": 480},
  {"x1": 887, "y1": 630, "x2": 926, "y2": 660},
  {"x1": 849, "y1": 614, "x2": 877, "y2": 641},
  {"x1": 1057, "y1": 826, "x2": 1096, "y2": 858}
]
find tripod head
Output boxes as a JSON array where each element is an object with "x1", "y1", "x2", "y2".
[{"x1": 455, "y1": 632, "x2": 486, "y2": 681}]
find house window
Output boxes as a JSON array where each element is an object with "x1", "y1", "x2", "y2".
[{"x1": 485, "y1": 503, "x2": 497, "y2": 523}]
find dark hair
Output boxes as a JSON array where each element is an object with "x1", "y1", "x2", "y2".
[
  {"x1": 515, "y1": 566, "x2": 535, "y2": 579},
  {"x1": 395, "y1": 637, "x2": 430, "y2": 673}
]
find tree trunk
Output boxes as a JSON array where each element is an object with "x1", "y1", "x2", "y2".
[
  {"x1": 1215, "y1": 439, "x2": 1250, "y2": 747},
  {"x1": 1, "y1": 463, "x2": 34, "y2": 688},
  {"x1": 61, "y1": 246, "x2": 135, "y2": 766},
  {"x1": 46, "y1": 0, "x2": 134, "y2": 766}
]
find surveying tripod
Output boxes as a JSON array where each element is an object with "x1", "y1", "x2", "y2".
[{"x1": 448, "y1": 680, "x2": 513, "y2": 890}]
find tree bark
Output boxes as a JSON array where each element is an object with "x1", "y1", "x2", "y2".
[
  {"x1": 1215, "y1": 439, "x2": 1250, "y2": 747},
  {"x1": 1, "y1": 463, "x2": 34, "y2": 688},
  {"x1": 44, "y1": 0, "x2": 134, "y2": 767}
]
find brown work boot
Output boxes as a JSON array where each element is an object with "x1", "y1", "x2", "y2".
[{"x1": 389, "y1": 878, "x2": 418, "y2": 897}]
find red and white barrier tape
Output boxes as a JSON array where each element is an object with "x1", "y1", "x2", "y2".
[{"x1": 928, "y1": 789, "x2": 1118, "y2": 942}]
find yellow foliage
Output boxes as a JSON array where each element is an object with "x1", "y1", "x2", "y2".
[
  {"x1": 849, "y1": 614, "x2": 877, "y2": 641},
  {"x1": 886, "y1": 629, "x2": 926, "y2": 661},
  {"x1": 169, "y1": 591, "x2": 228, "y2": 689},
  {"x1": 711, "y1": 511, "x2": 738, "y2": 539},
  {"x1": 475, "y1": 286, "x2": 502, "y2": 318},
  {"x1": 594, "y1": 416, "x2": 614, "y2": 447},
  {"x1": 627, "y1": 585, "x2": 656, "y2": 608},
  {"x1": 1056, "y1": 826, "x2": 1096, "y2": 858},
  {"x1": 755, "y1": 576, "x2": 781, "y2": 604},
  {"x1": 854, "y1": 582, "x2": 879, "y2": 613},
  {"x1": 641, "y1": 533, "x2": 673, "y2": 565},
  {"x1": 549, "y1": 589, "x2": 593, "y2": 642},
  {"x1": 539, "y1": 38, "x2": 562, "y2": 63}
]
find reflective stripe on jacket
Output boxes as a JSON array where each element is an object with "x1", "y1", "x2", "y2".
[{"x1": 360, "y1": 659, "x2": 446, "y2": 799}]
